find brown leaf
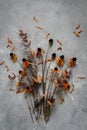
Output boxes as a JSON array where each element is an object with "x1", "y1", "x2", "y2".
[
  {"x1": 73, "y1": 32, "x2": 80, "y2": 37},
  {"x1": 9, "y1": 88, "x2": 14, "y2": 92},
  {"x1": 57, "y1": 39, "x2": 62, "y2": 46},
  {"x1": 57, "y1": 47, "x2": 62, "y2": 51},
  {"x1": 35, "y1": 26, "x2": 43, "y2": 30},
  {"x1": 45, "y1": 33, "x2": 50, "y2": 39},
  {"x1": 33, "y1": 16, "x2": 38, "y2": 23},
  {"x1": 75, "y1": 25, "x2": 80, "y2": 30},
  {"x1": 8, "y1": 37, "x2": 12, "y2": 44},
  {"x1": 5, "y1": 65, "x2": 9, "y2": 71},
  {"x1": 37, "y1": 76, "x2": 43, "y2": 83},
  {"x1": 0, "y1": 61, "x2": 5, "y2": 65},
  {"x1": 11, "y1": 45, "x2": 15, "y2": 51},
  {"x1": 78, "y1": 30, "x2": 83, "y2": 34},
  {"x1": 77, "y1": 76, "x2": 85, "y2": 79},
  {"x1": 69, "y1": 84, "x2": 74, "y2": 93}
]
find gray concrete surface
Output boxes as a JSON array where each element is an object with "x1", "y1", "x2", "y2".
[{"x1": 0, "y1": 0, "x2": 87, "y2": 130}]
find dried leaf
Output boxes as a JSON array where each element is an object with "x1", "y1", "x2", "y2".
[
  {"x1": 16, "y1": 82, "x2": 23, "y2": 86},
  {"x1": 57, "y1": 39, "x2": 62, "y2": 46},
  {"x1": 16, "y1": 89, "x2": 24, "y2": 94},
  {"x1": 11, "y1": 45, "x2": 15, "y2": 51},
  {"x1": 37, "y1": 76, "x2": 43, "y2": 83},
  {"x1": 8, "y1": 73, "x2": 16, "y2": 80},
  {"x1": 78, "y1": 30, "x2": 83, "y2": 34},
  {"x1": 33, "y1": 16, "x2": 38, "y2": 23},
  {"x1": 77, "y1": 76, "x2": 85, "y2": 79},
  {"x1": 59, "y1": 96, "x2": 64, "y2": 104},
  {"x1": 47, "y1": 100, "x2": 52, "y2": 106},
  {"x1": 8, "y1": 37, "x2": 12, "y2": 44},
  {"x1": 32, "y1": 76, "x2": 43, "y2": 83},
  {"x1": 69, "y1": 84, "x2": 74, "y2": 93},
  {"x1": 0, "y1": 61, "x2": 5, "y2": 65},
  {"x1": 73, "y1": 32, "x2": 80, "y2": 37},
  {"x1": 57, "y1": 47, "x2": 62, "y2": 51},
  {"x1": 31, "y1": 48, "x2": 34, "y2": 57},
  {"x1": 9, "y1": 88, "x2": 14, "y2": 92},
  {"x1": 75, "y1": 25, "x2": 80, "y2": 30},
  {"x1": 24, "y1": 40, "x2": 31, "y2": 47},
  {"x1": 45, "y1": 33, "x2": 50, "y2": 39},
  {"x1": 5, "y1": 65, "x2": 9, "y2": 71},
  {"x1": 35, "y1": 26, "x2": 43, "y2": 30}
]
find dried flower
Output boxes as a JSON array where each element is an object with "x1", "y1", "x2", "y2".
[
  {"x1": 51, "y1": 53, "x2": 56, "y2": 60},
  {"x1": 68, "y1": 57, "x2": 77, "y2": 67},
  {"x1": 3, "y1": 24, "x2": 80, "y2": 124},
  {"x1": 56, "y1": 55, "x2": 64, "y2": 66},
  {"x1": 49, "y1": 39, "x2": 53, "y2": 47},
  {"x1": 10, "y1": 53, "x2": 17, "y2": 62}
]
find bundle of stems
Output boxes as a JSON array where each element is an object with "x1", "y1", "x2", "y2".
[{"x1": 7, "y1": 30, "x2": 77, "y2": 123}]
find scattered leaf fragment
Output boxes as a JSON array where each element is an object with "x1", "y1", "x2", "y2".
[
  {"x1": 11, "y1": 45, "x2": 15, "y2": 51},
  {"x1": 33, "y1": 16, "x2": 38, "y2": 23},
  {"x1": 57, "y1": 39, "x2": 62, "y2": 46},
  {"x1": 5, "y1": 65, "x2": 9, "y2": 71},
  {"x1": 45, "y1": 33, "x2": 50, "y2": 39},
  {"x1": 78, "y1": 30, "x2": 83, "y2": 34},
  {"x1": 75, "y1": 25, "x2": 80, "y2": 30},
  {"x1": 73, "y1": 32, "x2": 80, "y2": 37},
  {"x1": 8, "y1": 37, "x2": 12, "y2": 44},
  {"x1": 9, "y1": 88, "x2": 14, "y2": 92},
  {"x1": 77, "y1": 76, "x2": 85, "y2": 79},
  {"x1": 69, "y1": 84, "x2": 74, "y2": 93},
  {"x1": 35, "y1": 26, "x2": 43, "y2": 30},
  {"x1": 57, "y1": 47, "x2": 62, "y2": 51},
  {"x1": 0, "y1": 61, "x2": 5, "y2": 65},
  {"x1": 8, "y1": 73, "x2": 16, "y2": 80}
]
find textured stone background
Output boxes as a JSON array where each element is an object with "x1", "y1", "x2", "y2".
[{"x1": 0, "y1": 0, "x2": 87, "y2": 130}]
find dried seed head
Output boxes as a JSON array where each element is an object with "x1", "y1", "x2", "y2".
[
  {"x1": 49, "y1": 39, "x2": 53, "y2": 47},
  {"x1": 60, "y1": 55, "x2": 64, "y2": 60},
  {"x1": 52, "y1": 53, "x2": 56, "y2": 60},
  {"x1": 10, "y1": 53, "x2": 13, "y2": 57},
  {"x1": 54, "y1": 67, "x2": 58, "y2": 71},
  {"x1": 37, "y1": 48, "x2": 41, "y2": 52},
  {"x1": 72, "y1": 57, "x2": 77, "y2": 61},
  {"x1": 19, "y1": 70, "x2": 22, "y2": 74},
  {"x1": 22, "y1": 58, "x2": 26, "y2": 62}
]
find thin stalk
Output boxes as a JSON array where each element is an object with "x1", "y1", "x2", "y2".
[
  {"x1": 43, "y1": 47, "x2": 50, "y2": 94},
  {"x1": 45, "y1": 61, "x2": 52, "y2": 86},
  {"x1": 24, "y1": 95, "x2": 34, "y2": 123}
]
